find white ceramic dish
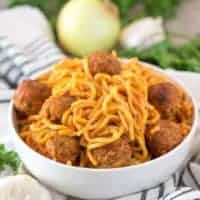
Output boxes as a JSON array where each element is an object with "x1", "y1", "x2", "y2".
[{"x1": 9, "y1": 63, "x2": 198, "y2": 199}]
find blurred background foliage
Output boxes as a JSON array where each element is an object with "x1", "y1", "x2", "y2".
[{"x1": 8, "y1": 0, "x2": 180, "y2": 28}]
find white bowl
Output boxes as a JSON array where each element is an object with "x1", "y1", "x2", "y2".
[{"x1": 9, "y1": 63, "x2": 198, "y2": 199}]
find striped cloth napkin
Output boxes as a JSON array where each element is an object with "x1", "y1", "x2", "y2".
[{"x1": 1, "y1": 5, "x2": 200, "y2": 200}]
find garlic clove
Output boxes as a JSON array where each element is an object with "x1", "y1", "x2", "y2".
[{"x1": 120, "y1": 17, "x2": 165, "y2": 49}]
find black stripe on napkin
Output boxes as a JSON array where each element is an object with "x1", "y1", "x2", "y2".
[
  {"x1": 173, "y1": 174, "x2": 176, "y2": 186},
  {"x1": 1, "y1": 61, "x2": 22, "y2": 88},
  {"x1": 0, "y1": 99, "x2": 10, "y2": 103},
  {"x1": 190, "y1": 154, "x2": 198, "y2": 162},
  {"x1": 16, "y1": 59, "x2": 31, "y2": 69},
  {"x1": 163, "y1": 191, "x2": 172, "y2": 200},
  {"x1": 36, "y1": 48, "x2": 62, "y2": 59},
  {"x1": 158, "y1": 183, "x2": 164, "y2": 198},
  {"x1": 0, "y1": 36, "x2": 64, "y2": 88},
  {"x1": 26, "y1": 58, "x2": 61, "y2": 77},
  {"x1": 0, "y1": 55, "x2": 9, "y2": 65},
  {"x1": 140, "y1": 190, "x2": 147, "y2": 200},
  {"x1": 0, "y1": 40, "x2": 29, "y2": 87},
  {"x1": 0, "y1": 78, "x2": 11, "y2": 89},
  {"x1": 0, "y1": 51, "x2": 31, "y2": 71},
  {"x1": 24, "y1": 38, "x2": 62, "y2": 60},
  {"x1": 0, "y1": 43, "x2": 14, "y2": 52},
  {"x1": 188, "y1": 165, "x2": 200, "y2": 189},
  {"x1": 182, "y1": 180, "x2": 186, "y2": 187},
  {"x1": 68, "y1": 196, "x2": 82, "y2": 200},
  {"x1": 29, "y1": 42, "x2": 58, "y2": 57},
  {"x1": 4, "y1": 63, "x2": 17, "y2": 77},
  {"x1": 0, "y1": 76, "x2": 12, "y2": 89},
  {"x1": 13, "y1": 71, "x2": 24, "y2": 84},
  {"x1": 167, "y1": 188, "x2": 194, "y2": 200},
  {"x1": 23, "y1": 37, "x2": 46, "y2": 51},
  {"x1": 163, "y1": 187, "x2": 190, "y2": 200},
  {"x1": 178, "y1": 170, "x2": 185, "y2": 186}
]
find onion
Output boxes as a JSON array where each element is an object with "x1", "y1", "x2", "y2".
[{"x1": 57, "y1": 0, "x2": 120, "y2": 56}]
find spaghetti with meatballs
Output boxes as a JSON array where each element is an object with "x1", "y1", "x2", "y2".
[{"x1": 13, "y1": 52, "x2": 194, "y2": 168}]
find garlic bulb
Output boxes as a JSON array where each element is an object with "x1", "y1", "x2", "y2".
[
  {"x1": 0, "y1": 175, "x2": 65, "y2": 200},
  {"x1": 120, "y1": 17, "x2": 165, "y2": 49}
]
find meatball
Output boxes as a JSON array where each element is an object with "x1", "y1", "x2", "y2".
[
  {"x1": 92, "y1": 136, "x2": 132, "y2": 168},
  {"x1": 146, "y1": 120, "x2": 184, "y2": 157},
  {"x1": 148, "y1": 82, "x2": 182, "y2": 118},
  {"x1": 40, "y1": 95, "x2": 74, "y2": 121},
  {"x1": 13, "y1": 80, "x2": 51, "y2": 116},
  {"x1": 88, "y1": 51, "x2": 121, "y2": 75},
  {"x1": 46, "y1": 134, "x2": 80, "y2": 164}
]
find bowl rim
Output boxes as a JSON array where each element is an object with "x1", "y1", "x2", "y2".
[{"x1": 9, "y1": 61, "x2": 199, "y2": 173}]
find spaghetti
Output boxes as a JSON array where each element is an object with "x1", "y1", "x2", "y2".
[{"x1": 16, "y1": 55, "x2": 193, "y2": 168}]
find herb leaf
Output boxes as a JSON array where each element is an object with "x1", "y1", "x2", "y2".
[
  {"x1": 144, "y1": 0, "x2": 180, "y2": 18},
  {"x1": 0, "y1": 144, "x2": 21, "y2": 171},
  {"x1": 112, "y1": 0, "x2": 137, "y2": 18},
  {"x1": 119, "y1": 39, "x2": 200, "y2": 73}
]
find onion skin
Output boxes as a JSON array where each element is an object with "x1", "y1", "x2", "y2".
[{"x1": 57, "y1": 0, "x2": 120, "y2": 56}]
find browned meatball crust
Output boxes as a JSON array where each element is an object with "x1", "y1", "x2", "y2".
[
  {"x1": 13, "y1": 80, "x2": 51, "y2": 116},
  {"x1": 46, "y1": 134, "x2": 80, "y2": 164},
  {"x1": 148, "y1": 82, "x2": 182, "y2": 118},
  {"x1": 88, "y1": 51, "x2": 121, "y2": 75},
  {"x1": 146, "y1": 120, "x2": 184, "y2": 157},
  {"x1": 40, "y1": 95, "x2": 74, "y2": 121},
  {"x1": 92, "y1": 136, "x2": 132, "y2": 168}
]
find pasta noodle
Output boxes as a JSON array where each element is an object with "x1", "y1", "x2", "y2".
[{"x1": 17, "y1": 56, "x2": 193, "y2": 167}]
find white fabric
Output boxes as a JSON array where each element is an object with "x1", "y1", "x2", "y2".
[
  {"x1": 1, "y1": 6, "x2": 200, "y2": 200},
  {"x1": 0, "y1": 6, "x2": 53, "y2": 48}
]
